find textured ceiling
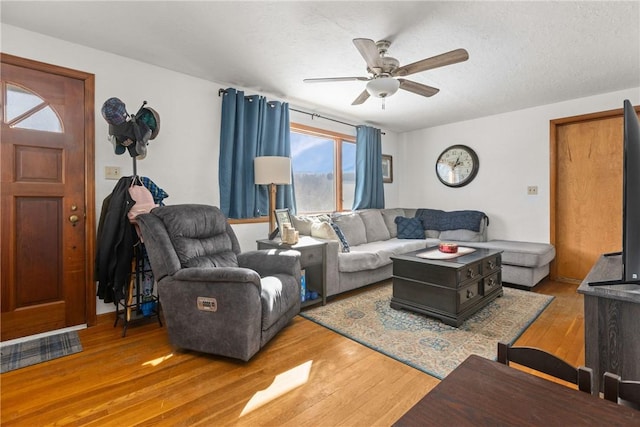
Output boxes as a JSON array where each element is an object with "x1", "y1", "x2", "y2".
[{"x1": 2, "y1": 1, "x2": 639, "y2": 133}]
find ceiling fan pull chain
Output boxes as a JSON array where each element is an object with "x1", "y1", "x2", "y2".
[{"x1": 382, "y1": 97, "x2": 386, "y2": 110}]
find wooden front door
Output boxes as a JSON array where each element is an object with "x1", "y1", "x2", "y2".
[
  {"x1": 1, "y1": 54, "x2": 95, "y2": 341},
  {"x1": 551, "y1": 108, "x2": 629, "y2": 284}
]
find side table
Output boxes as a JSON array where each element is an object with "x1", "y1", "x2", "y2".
[{"x1": 257, "y1": 236, "x2": 327, "y2": 308}]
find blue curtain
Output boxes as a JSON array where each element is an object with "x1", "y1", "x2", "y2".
[
  {"x1": 219, "y1": 88, "x2": 295, "y2": 218},
  {"x1": 353, "y1": 125, "x2": 385, "y2": 210}
]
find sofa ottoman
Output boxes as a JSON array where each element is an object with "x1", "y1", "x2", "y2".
[{"x1": 464, "y1": 240, "x2": 556, "y2": 288}]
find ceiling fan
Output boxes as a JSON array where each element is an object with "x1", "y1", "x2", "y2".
[{"x1": 304, "y1": 38, "x2": 469, "y2": 108}]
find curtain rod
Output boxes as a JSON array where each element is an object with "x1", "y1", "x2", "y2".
[
  {"x1": 289, "y1": 107, "x2": 385, "y2": 135},
  {"x1": 289, "y1": 107, "x2": 357, "y2": 129},
  {"x1": 218, "y1": 88, "x2": 384, "y2": 134}
]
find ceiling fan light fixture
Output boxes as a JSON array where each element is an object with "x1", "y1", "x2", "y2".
[{"x1": 366, "y1": 77, "x2": 400, "y2": 98}]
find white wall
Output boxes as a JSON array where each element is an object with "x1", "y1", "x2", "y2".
[
  {"x1": 398, "y1": 88, "x2": 640, "y2": 242},
  {"x1": 2, "y1": 24, "x2": 399, "y2": 314}
]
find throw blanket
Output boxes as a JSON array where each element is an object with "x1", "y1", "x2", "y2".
[{"x1": 415, "y1": 209, "x2": 488, "y2": 232}]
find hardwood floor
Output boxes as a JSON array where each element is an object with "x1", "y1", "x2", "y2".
[{"x1": 1, "y1": 279, "x2": 583, "y2": 426}]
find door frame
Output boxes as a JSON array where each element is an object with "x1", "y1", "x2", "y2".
[
  {"x1": 549, "y1": 105, "x2": 640, "y2": 281},
  {"x1": 1, "y1": 53, "x2": 97, "y2": 327}
]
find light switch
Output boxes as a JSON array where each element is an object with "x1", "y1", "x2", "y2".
[{"x1": 105, "y1": 166, "x2": 121, "y2": 180}]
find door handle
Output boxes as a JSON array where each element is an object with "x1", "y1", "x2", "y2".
[{"x1": 69, "y1": 214, "x2": 79, "y2": 226}]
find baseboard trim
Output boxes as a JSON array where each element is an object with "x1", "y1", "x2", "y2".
[{"x1": 1, "y1": 324, "x2": 87, "y2": 347}]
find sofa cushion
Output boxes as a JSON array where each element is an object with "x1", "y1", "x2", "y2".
[
  {"x1": 359, "y1": 210, "x2": 391, "y2": 242},
  {"x1": 395, "y1": 216, "x2": 426, "y2": 239},
  {"x1": 291, "y1": 215, "x2": 313, "y2": 235},
  {"x1": 332, "y1": 213, "x2": 367, "y2": 246},
  {"x1": 310, "y1": 221, "x2": 337, "y2": 240},
  {"x1": 425, "y1": 229, "x2": 441, "y2": 239},
  {"x1": 310, "y1": 221, "x2": 349, "y2": 253},
  {"x1": 337, "y1": 239, "x2": 429, "y2": 272},
  {"x1": 371, "y1": 238, "x2": 431, "y2": 256},
  {"x1": 381, "y1": 208, "x2": 405, "y2": 238},
  {"x1": 337, "y1": 247, "x2": 390, "y2": 272},
  {"x1": 404, "y1": 208, "x2": 418, "y2": 218},
  {"x1": 440, "y1": 228, "x2": 485, "y2": 242},
  {"x1": 291, "y1": 214, "x2": 330, "y2": 235}
]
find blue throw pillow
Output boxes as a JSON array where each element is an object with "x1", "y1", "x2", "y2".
[
  {"x1": 395, "y1": 216, "x2": 425, "y2": 239},
  {"x1": 330, "y1": 222, "x2": 351, "y2": 253}
]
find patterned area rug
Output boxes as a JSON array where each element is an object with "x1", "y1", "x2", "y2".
[
  {"x1": 1, "y1": 331, "x2": 83, "y2": 373},
  {"x1": 300, "y1": 284, "x2": 554, "y2": 379}
]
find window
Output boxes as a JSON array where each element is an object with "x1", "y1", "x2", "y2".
[
  {"x1": 4, "y1": 84, "x2": 62, "y2": 132},
  {"x1": 290, "y1": 123, "x2": 356, "y2": 213}
]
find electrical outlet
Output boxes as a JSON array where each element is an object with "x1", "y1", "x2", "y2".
[
  {"x1": 105, "y1": 166, "x2": 121, "y2": 180},
  {"x1": 527, "y1": 185, "x2": 538, "y2": 195}
]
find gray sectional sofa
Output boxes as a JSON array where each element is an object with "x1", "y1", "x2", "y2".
[{"x1": 291, "y1": 208, "x2": 555, "y2": 297}]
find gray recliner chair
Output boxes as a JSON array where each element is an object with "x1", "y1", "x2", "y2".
[{"x1": 136, "y1": 204, "x2": 301, "y2": 361}]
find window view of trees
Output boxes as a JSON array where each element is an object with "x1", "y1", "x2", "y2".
[{"x1": 290, "y1": 123, "x2": 355, "y2": 213}]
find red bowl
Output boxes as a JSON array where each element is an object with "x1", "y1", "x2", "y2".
[{"x1": 439, "y1": 243, "x2": 459, "y2": 253}]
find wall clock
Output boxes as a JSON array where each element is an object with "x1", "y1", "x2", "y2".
[{"x1": 435, "y1": 144, "x2": 479, "y2": 187}]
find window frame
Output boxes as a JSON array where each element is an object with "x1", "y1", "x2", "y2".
[
  {"x1": 228, "y1": 122, "x2": 355, "y2": 224},
  {"x1": 4, "y1": 82, "x2": 63, "y2": 132},
  {"x1": 290, "y1": 122, "x2": 356, "y2": 213}
]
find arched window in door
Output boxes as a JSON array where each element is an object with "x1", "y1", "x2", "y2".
[{"x1": 3, "y1": 83, "x2": 62, "y2": 133}]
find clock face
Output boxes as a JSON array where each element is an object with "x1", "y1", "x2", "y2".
[{"x1": 436, "y1": 145, "x2": 479, "y2": 187}]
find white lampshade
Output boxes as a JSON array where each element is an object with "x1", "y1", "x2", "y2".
[
  {"x1": 366, "y1": 77, "x2": 400, "y2": 98},
  {"x1": 254, "y1": 156, "x2": 292, "y2": 185}
]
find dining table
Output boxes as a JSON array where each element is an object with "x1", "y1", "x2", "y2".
[{"x1": 393, "y1": 354, "x2": 639, "y2": 426}]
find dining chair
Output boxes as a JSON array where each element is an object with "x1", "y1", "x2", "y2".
[
  {"x1": 497, "y1": 342, "x2": 593, "y2": 394},
  {"x1": 603, "y1": 372, "x2": 640, "y2": 410}
]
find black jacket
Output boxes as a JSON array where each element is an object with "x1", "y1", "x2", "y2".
[{"x1": 95, "y1": 176, "x2": 137, "y2": 303}]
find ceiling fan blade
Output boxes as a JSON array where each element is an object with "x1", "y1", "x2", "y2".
[
  {"x1": 353, "y1": 38, "x2": 382, "y2": 71},
  {"x1": 303, "y1": 76, "x2": 370, "y2": 83},
  {"x1": 393, "y1": 48, "x2": 469, "y2": 77},
  {"x1": 351, "y1": 89, "x2": 370, "y2": 105},
  {"x1": 398, "y1": 79, "x2": 440, "y2": 97}
]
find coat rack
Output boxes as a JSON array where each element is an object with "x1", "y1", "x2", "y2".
[{"x1": 106, "y1": 99, "x2": 163, "y2": 336}]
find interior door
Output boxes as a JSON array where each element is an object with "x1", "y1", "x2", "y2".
[
  {"x1": 551, "y1": 109, "x2": 626, "y2": 284},
  {"x1": 1, "y1": 55, "x2": 95, "y2": 341}
]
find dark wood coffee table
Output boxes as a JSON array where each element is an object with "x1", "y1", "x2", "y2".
[{"x1": 390, "y1": 247, "x2": 502, "y2": 326}]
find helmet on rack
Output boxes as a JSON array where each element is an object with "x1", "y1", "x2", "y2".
[{"x1": 136, "y1": 107, "x2": 160, "y2": 140}]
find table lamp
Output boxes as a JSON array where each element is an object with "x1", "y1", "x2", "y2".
[{"x1": 254, "y1": 156, "x2": 292, "y2": 233}]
